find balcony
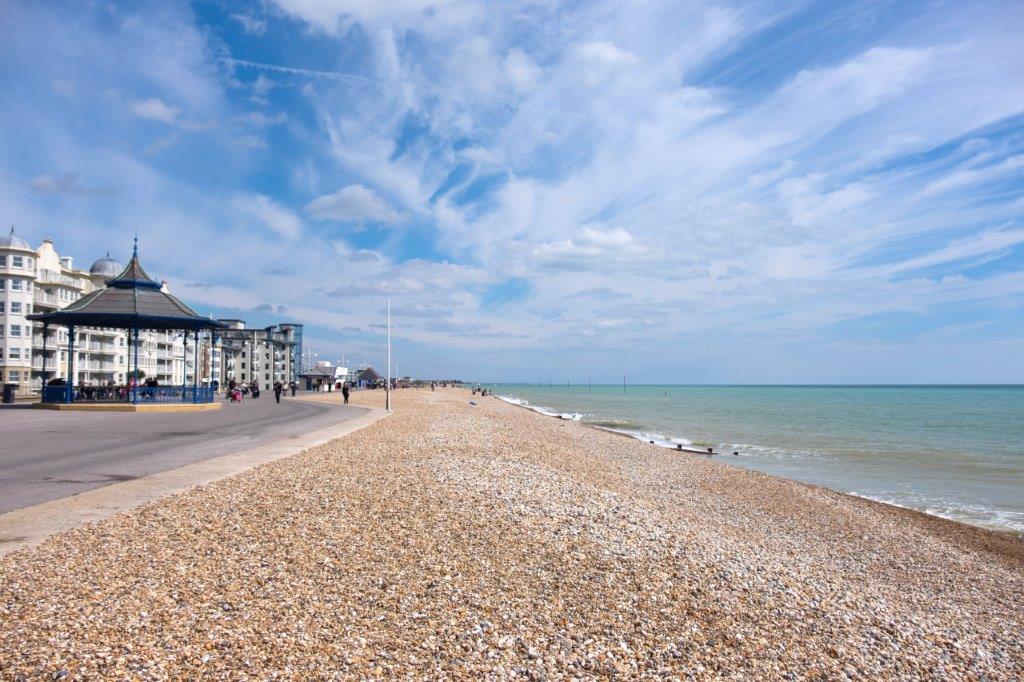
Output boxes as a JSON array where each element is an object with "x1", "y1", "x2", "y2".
[
  {"x1": 31, "y1": 337, "x2": 62, "y2": 350},
  {"x1": 35, "y1": 270, "x2": 78, "y2": 287},
  {"x1": 33, "y1": 290, "x2": 59, "y2": 307}
]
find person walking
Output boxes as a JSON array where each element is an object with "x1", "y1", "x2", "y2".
[
  {"x1": 274, "y1": 380, "x2": 283, "y2": 404},
  {"x1": 341, "y1": 383, "x2": 350, "y2": 405},
  {"x1": 290, "y1": 380, "x2": 297, "y2": 397}
]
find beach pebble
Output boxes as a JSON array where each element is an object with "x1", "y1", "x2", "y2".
[{"x1": 0, "y1": 387, "x2": 1021, "y2": 679}]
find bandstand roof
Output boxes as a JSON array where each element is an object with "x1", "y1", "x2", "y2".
[{"x1": 27, "y1": 246, "x2": 226, "y2": 332}]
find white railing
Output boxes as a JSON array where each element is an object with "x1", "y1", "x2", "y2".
[{"x1": 33, "y1": 290, "x2": 59, "y2": 306}]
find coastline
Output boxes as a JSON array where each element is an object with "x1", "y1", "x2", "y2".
[
  {"x1": 493, "y1": 390, "x2": 1024, "y2": 539},
  {"x1": 2, "y1": 387, "x2": 1021, "y2": 678}
]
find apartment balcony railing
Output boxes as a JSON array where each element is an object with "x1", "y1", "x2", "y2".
[
  {"x1": 82, "y1": 362, "x2": 117, "y2": 371},
  {"x1": 35, "y1": 270, "x2": 78, "y2": 286},
  {"x1": 31, "y1": 337, "x2": 63, "y2": 350},
  {"x1": 33, "y1": 291, "x2": 59, "y2": 307}
]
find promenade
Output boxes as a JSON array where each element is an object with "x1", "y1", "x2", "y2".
[
  {"x1": 1, "y1": 388, "x2": 1021, "y2": 678},
  {"x1": 0, "y1": 396, "x2": 364, "y2": 513}
]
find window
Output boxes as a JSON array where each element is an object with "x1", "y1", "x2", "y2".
[
  {"x1": 10, "y1": 302, "x2": 21, "y2": 314},
  {"x1": 241, "y1": 361, "x2": 246, "y2": 369},
  {"x1": 10, "y1": 325, "x2": 20, "y2": 337},
  {"x1": 0, "y1": 279, "x2": 4, "y2": 290},
  {"x1": 12, "y1": 255, "x2": 23, "y2": 268},
  {"x1": 9, "y1": 371, "x2": 19, "y2": 382},
  {"x1": 0, "y1": 255, "x2": 5, "y2": 266},
  {"x1": 9, "y1": 348, "x2": 20, "y2": 359},
  {"x1": 10, "y1": 280, "x2": 21, "y2": 291}
]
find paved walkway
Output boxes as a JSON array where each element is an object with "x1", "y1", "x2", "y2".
[{"x1": 0, "y1": 394, "x2": 362, "y2": 513}]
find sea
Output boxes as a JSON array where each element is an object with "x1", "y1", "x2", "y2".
[{"x1": 484, "y1": 384, "x2": 1024, "y2": 535}]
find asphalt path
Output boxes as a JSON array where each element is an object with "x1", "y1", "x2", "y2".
[{"x1": 0, "y1": 395, "x2": 364, "y2": 513}]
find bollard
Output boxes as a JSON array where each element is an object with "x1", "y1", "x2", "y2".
[
  {"x1": 707, "y1": 447, "x2": 713, "y2": 454},
  {"x1": 676, "y1": 444, "x2": 682, "y2": 451}
]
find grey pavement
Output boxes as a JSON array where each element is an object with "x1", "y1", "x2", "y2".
[{"x1": 0, "y1": 394, "x2": 363, "y2": 513}]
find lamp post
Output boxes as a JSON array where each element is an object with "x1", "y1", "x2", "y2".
[{"x1": 385, "y1": 298, "x2": 392, "y2": 412}]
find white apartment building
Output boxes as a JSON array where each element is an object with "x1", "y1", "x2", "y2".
[
  {"x1": 219, "y1": 319, "x2": 297, "y2": 391},
  {"x1": 0, "y1": 228, "x2": 36, "y2": 388},
  {"x1": 0, "y1": 230, "x2": 194, "y2": 396}
]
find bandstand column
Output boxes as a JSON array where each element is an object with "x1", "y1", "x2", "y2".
[
  {"x1": 41, "y1": 323, "x2": 49, "y2": 397},
  {"x1": 132, "y1": 326, "x2": 140, "y2": 404},
  {"x1": 193, "y1": 329, "x2": 200, "y2": 403},
  {"x1": 183, "y1": 330, "x2": 190, "y2": 402},
  {"x1": 66, "y1": 325, "x2": 75, "y2": 404}
]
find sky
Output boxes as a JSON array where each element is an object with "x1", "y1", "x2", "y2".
[{"x1": 2, "y1": 0, "x2": 1023, "y2": 383}]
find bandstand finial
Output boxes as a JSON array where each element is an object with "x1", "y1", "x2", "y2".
[{"x1": 133, "y1": 233, "x2": 139, "y2": 258}]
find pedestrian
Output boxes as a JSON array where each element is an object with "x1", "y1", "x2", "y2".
[
  {"x1": 342, "y1": 383, "x2": 350, "y2": 405},
  {"x1": 290, "y1": 380, "x2": 297, "y2": 397},
  {"x1": 274, "y1": 380, "x2": 283, "y2": 404}
]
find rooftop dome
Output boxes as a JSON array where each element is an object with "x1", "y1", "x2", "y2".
[
  {"x1": 89, "y1": 252, "x2": 123, "y2": 276},
  {"x1": 0, "y1": 226, "x2": 31, "y2": 250}
]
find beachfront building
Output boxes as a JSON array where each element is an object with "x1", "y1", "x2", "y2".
[
  {"x1": 355, "y1": 366, "x2": 383, "y2": 388},
  {"x1": 218, "y1": 320, "x2": 297, "y2": 392},
  {"x1": 280, "y1": 322, "x2": 302, "y2": 383},
  {"x1": 32, "y1": 241, "x2": 133, "y2": 389},
  {"x1": 0, "y1": 228, "x2": 36, "y2": 389}
]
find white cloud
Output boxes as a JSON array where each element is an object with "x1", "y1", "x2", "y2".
[
  {"x1": 269, "y1": 0, "x2": 477, "y2": 33},
  {"x1": 305, "y1": 184, "x2": 402, "y2": 225},
  {"x1": 231, "y1": 12, "x2": 267, "y2": 35},
  {"x1": 503, "y1": 48, "x2": 541, "y2": 94},
  {"x1": 130, "y1": 97, "x2": 180, "y2": 123},
  {"x1": 231, "y1": 194, "x2": 302, "y2": 239}
]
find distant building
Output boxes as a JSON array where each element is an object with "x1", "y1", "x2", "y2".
[
  {"x1": 355, "y1": 366, "x2": 383, "y2": 387},
  {"x1": 218, "y1": 320, "x2": 297, "y2": 391},
  {"x1": 279, "y1": 323, "x2": 302, "y2": 383}
]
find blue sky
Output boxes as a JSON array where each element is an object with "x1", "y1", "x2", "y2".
[{"x1": 2, "y1": 0, "x2": 1023, "y2": 382}]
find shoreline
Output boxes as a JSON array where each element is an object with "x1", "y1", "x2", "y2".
[
  {"x1": 492, "y1": 391, "x2": 1024, "y2": 540},
  {"x1": 2, "y1": 387, "x2": 1021, "y2": 678}
]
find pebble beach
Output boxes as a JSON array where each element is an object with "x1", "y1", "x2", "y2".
[{"x1": 1, "y1": 387, "x2": 1022, "y2": 679}]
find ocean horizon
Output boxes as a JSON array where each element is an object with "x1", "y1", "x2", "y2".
[{"x1": 483, "y1": 383, "x2": 1024, "y2": 535}]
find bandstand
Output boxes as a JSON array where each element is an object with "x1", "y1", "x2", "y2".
[{"x1": 27, "y1": 244, "x2": 226, "y2": 410}]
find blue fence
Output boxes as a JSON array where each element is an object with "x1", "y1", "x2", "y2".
[{"x1": 42, "y1": 384, "x2": 215, "y2": 404}]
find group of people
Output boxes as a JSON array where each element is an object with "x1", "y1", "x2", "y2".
[
  {"x1": 225, "y1": 378, "x2": 298, "y2": 404},
  {"x1": 55, "y1": 375, "x2": 173, "y2": 402}
]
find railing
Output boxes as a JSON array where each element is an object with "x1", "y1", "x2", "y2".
[
  {"x1": 35, "y1": 270, "x2": 78, "y2": 286},
  {"x1": 33, "y1": 291, "x2": 59, "y2": 306},
  {"x1": 42, "y1": 384, "x2": 216, "y2": 404}
]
